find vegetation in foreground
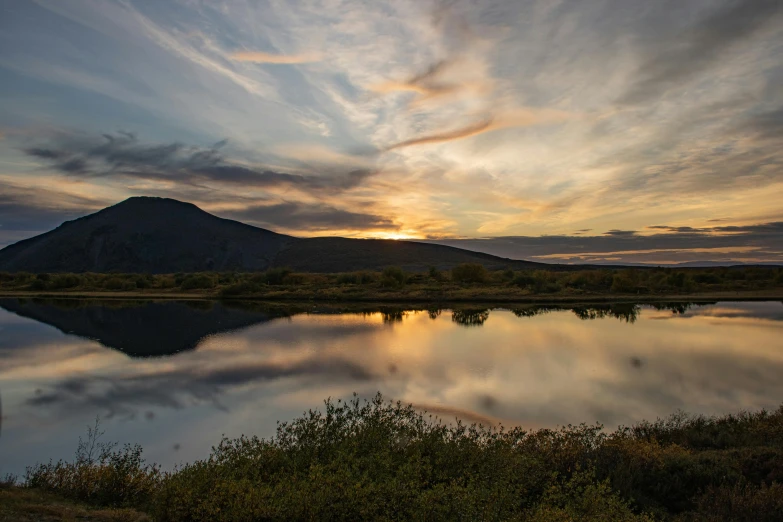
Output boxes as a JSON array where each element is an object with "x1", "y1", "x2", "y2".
[
  {"x1": 11, "y1": 395, "x2": 783, "y2": 521},
  {"x1": 1, "y1": 264, "x2": 782, "y2": 301}
]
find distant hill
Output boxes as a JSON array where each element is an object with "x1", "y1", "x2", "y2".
[{"x1": 0, "y1": 197, "x2": 542, "y2": 273}]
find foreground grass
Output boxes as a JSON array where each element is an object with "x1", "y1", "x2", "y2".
[
  {"x1": 1, "y1": 265, "x2": 782, "y2": 302},
  {"x1": 17, "y1": 395, "x2": 783, "y2": 521},
  {"x1": 0, "y1": 486, "x2": 148, "y2": 521}
]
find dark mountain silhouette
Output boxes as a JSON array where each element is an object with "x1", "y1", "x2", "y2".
[
  {"x1": 0, "y1": 197, "x2": 293, "y2": 273},
  {"x1": 0, "y1": 298, "x2": 285, "y2": 357},
  {"x1": 274, "y1": 237, "x2": 539, "y2": 272},
  {"x1": 0, "y1": 197, "x2": 543, "y2": 273}
]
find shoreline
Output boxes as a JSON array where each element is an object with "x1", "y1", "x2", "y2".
[{"x1": 1, "y1": 289, "x2": 781, "y2": 303}]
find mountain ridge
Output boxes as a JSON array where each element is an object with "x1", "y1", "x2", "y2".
[{"x1": 0, "y1": 197, "x2": 543, "y2": 273}]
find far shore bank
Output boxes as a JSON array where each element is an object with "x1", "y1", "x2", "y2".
[{"x1": 1, "y1": 288, "x2": 781, "y2": 303}]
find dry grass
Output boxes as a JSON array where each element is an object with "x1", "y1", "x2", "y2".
[{"x1": 0, "y1": 487, "x2": 149, "y2": 522}]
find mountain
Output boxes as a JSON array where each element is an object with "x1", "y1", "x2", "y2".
[
  {"x1": 0, "y1": 197, "x2": 542, "y2": 273},
  {"x1": 0, "y1": 197, "x2": 292, "y2": 273}
]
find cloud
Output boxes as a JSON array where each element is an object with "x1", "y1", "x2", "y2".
[
  {"x1": 736, "y1": 106, "x2": 783, "y2": 140},
  {"x1": 370, "y1": 58, "x2": 490, "y2": 107},
  {"x1": 0, "y1": 181, "x2": 105, "y2": 246},
  {"x1": 22, "y1": 132, "x2": 376, "y2": 194},
  {"x1": 384, "y1": 108, "x2": 571, "y2": 150},
  {"x1": 230, "y1": 51, "x2": 321, "y2": 64},
  {"x1": 221, "y1": 202, "x2": 398, "y2": 232},
  {"x1": 427, "y1": 221, "x2": 783, "y2": 265},
  {"x1": 620, "y1": 0, "x2": 783, "y2": 104}
]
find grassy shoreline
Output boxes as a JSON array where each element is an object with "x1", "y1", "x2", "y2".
[
  {"x1": 2, "y1": 264, "x2": 781, "y2": 304},
  {"x1": 1, "y1": 288, "x2": 781, "y2": 303},
  {"x1": 6, "y1": 396, "x2": 783, "y2": 521}
]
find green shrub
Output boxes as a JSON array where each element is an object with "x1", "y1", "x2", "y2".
[
  {"x1": 25, "y1": 419, "x2": 160, "y2": 508},
  {"x1": 180, "y1": 274, "x2": 215, "y2": 290},
  {"x1": 451, "y1": 263, "x2": 487, "y2": 283},
  {"x1": 693, "y1": 272, "x2": 721, "y2": 284},
  {"x1": 50, "y1": 274, "x2": 81, "y2": 289},
  {"x1": 103, "y1": 277, "x2": 134, "y2": 291},
  {"x1": 262, "y1": 267, "x2": 292, "y2": 285},
  {"x1": 380, "y1": 266, "x2": 406, "y2": 288},
  {"x1": 28, "y1": 279, "x2": 48, "y2": 291},
  {"x1": 19, "y1": 397, "x2": 783, "y2": 521},
  {"x1": 282, "y1": 273, "x2": 307, "y2": 285},
  {"x1": 512, "y1": 272, "x2": 536, "y2": 287},
  {"x1": 689, "y1": 482, "x2": 783, "y2": 522},
  {"x1": 219, "y1": 282, "x2": 260, "y2": 297},
  {"x1": 336, "y1": 273, "x2": 358, "y2": 284}
]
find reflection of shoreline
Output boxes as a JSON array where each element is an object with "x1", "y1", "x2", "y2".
[{"x1": 0, "y1": 298, "x2": 716, "y2": 350}]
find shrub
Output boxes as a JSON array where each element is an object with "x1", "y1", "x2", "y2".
[
  {"x1": 19, "y1": 397, "x2": 783, "y2": 521},
  {"x1": 380, "y1": 266, "x2": 406, "y2": 288},
  {"x1": 180, "y1": 274, "x2": 215, "y2": 290},
  {"x1": 219, "y1": 282, "x2": 261, "y2": 297},
  {"x1": 512, "y1": 272, "x2": 536, "y2": 287},
  {"x1": 25, "y1": 418, "x2": 160, "y2": 508},
  {"x1": 103, "y1": 277, "x2": 135, "y2": 291},
  {"x1": 282, "y1": 273, "x2": 307, "y2": 285},
  {"x1": 336, "y1": 273, "x2": 359, "y2": 284},
  {"x1": 693, "y1": 272, "x2": 721, "y2": 284},
  {"x1": 450, "y1": 263, "x2": 487, "y2": 283},
  {"x1": 28, "y1": 279, "x2": 48, "y2": 291},
  {"x1": 50, "y1": 274, "x2": 81, "y2": 289},
  {"x1": 263, "y1": 267, "x2": 292, "y2": 285},
  {"x1": 689, "y1": 482, "x2": 783, "y2": 522}
]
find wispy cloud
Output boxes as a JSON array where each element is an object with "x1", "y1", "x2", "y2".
[
  {"x1": 620, "y1": 0, "x2": 783, "y2": 104},
  {"x1": 0, "y1": 0, "x2": 781, "y2": 259},
  {"x1": 230, "y1": 50, "x2": 321, "y2": 64},
  {"x1": 385, "y1": 108, "x2": 572, "y2": 150}
]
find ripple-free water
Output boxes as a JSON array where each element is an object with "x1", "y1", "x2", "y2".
[{"x1": 1, "y1": 299, "x2": 781, "y2": 476}]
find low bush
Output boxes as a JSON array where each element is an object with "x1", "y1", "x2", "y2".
[
  {"x1": 25, "y1": 419, "x2": 160, "y2": 508},
  {"x1": 19, "y1": 398, "x2": 783, "y2": 521},
  {"x1": 219, "y1": 282, "x2": 261, "y2": 297},
  {"x1": 179, "y1": 274, "x2": 215, "y2": 290},
  {"x1": 451, "y1": 263, "x2": 487, "y2": 283},
  {"x1": 103, "y1": 277, "x2": 135, "y2": 291},
  {"x1": 380, "y1": 266, "x2": 406, "y2": 288},
  {"x1": 264, "y1": 267, "x2": 292, "y2": 285}
]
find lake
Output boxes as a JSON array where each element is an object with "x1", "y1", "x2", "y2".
[{"x1": 1, "y1": 298, "x2": 782, "y2": 477}]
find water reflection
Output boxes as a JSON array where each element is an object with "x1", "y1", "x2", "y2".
[{"x1": 0, "y1": 298, "x2": 781, "y2": 477}]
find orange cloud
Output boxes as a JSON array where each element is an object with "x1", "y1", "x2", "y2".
[
  {"x1": 370, "y1": 59, "x2": 490, "y2": 106},
  {"x1": 385, "y1": 108, "x2": 572, "y2": 150},
  {"x1": 230, "y1": 50, "x2": 321, "y2": 64}
]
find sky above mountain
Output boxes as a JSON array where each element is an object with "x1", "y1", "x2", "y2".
[{"x1": 1, "y1": 0, "x2": 781, "y2": 264}]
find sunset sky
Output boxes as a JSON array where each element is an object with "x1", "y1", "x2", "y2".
[{"x1": 1, "y1": 0, "x2": 781, "y2": 264}]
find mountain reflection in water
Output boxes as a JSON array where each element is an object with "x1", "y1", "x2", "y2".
[{"x1": 0, "y1": 298, "x2": 781, "y2": 477}]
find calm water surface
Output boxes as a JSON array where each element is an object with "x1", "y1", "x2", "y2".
[{"x1": 1, "y1": 298, "x2": 782, "y2": 476}]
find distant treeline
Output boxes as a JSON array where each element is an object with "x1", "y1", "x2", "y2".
[
  {"x1": 9, "y1": 395, "x2": 783, "y2": 521},
  {"x1": 1, "y1": 264, "x2": 781, "y2": 298}
]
